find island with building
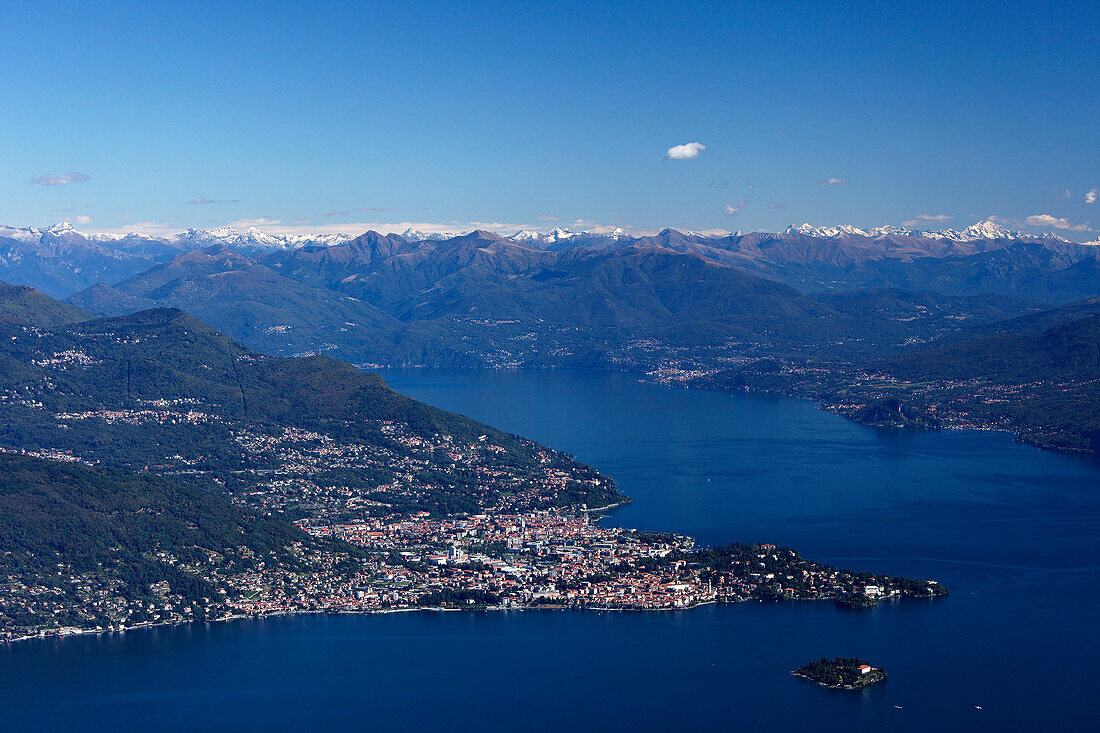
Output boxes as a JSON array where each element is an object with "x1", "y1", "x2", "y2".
[{"x1": 793, "y1": 658, "x2": 887, "y2": 689}]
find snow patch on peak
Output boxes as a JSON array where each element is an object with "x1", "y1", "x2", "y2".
[{"x1": 0, "y1": 225, "x2": 45, "y2": 243}]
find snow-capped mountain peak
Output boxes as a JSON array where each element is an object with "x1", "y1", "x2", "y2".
[
  {"x1": 546, "y1": 228, "x2": 580, "y2": 242},
  {"x1": 866, "y1": 225, "x2": 913, "y2": 238},
  {"x1": 0, "y1": 225, "x2": 46, "y2": 244},
  {"x1": 782, "y1": 219, "x2": 1068, "y2": 242},
  {"x1": 785, "y1": 223, "x2": 869, "y2": 238},
  {"x1": 961, "y1": 219, "x2": 1015, "y2": 240},
  {"x1": 399, "y1": 228, "x2": 451, "y2": 242}
]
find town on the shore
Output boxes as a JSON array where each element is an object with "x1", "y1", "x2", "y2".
[{"x1": 1, "y1": 387, "x2": 946, "y2": 642}]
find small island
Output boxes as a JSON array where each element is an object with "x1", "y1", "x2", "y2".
[{"x1": 793, "y1": 658, "x2": 887, "y2": 689}]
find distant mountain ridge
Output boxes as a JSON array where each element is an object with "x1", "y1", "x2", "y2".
[
  {"x1": 1, "y1": 217, "x2": 1097, "y2": 369},
  {"x1": 2, "y1": 216, "x2": 1090, "y2": 265},
  {"x1": 66, "y1": 243, "x2": 400, "y2": 358},
  {"x1": 5, "y1": 219, "x2": 1094, "y2": 303}
]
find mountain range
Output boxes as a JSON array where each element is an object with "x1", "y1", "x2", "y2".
[
  {"x1": 0, "y1": 218, "x2": 1096, "y2": 370},
  {"x1": 60, "y1": 233, "x2": 1039, "y2": 367},
  {"x1": 3, "y1": 219, "x2": 1096, "y2": 299}
]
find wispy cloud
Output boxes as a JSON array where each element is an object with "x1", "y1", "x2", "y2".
[
  {"x1": 537, "y1": 214, "x2": 560, "y2": 221},
  {"x1": 188, "y1": 197, "x2": 239, "y2": 205},
  {"x1": 319, "y1": 210, "x2": 350, "y2": 217},
  {"x1": 746, "y1": 181, "x2": 755, "y2": 191},
  {"x1": 819, "y1": 177, "x2": 849, "y2": 186},
  {"x1": 75, "y1": 215, "x2": 92, "y2": 224},
  {"x1": 766, "y1": 201, "x2": 786, "y2": 209},
  {"x1": 81, "y1": 218, "x2": 661, "y2": 239},
  {"x1": 665, "y1": 142, "x2": 706, "y2": 160},
  {"x1": 1023, "y1": 214, "x2": 1092, "y2": 231},
  {"x1": 1087, "y1": 189, "x2": 1098, "y2": 204},
  {"x1": 229, "y1": 217, "x2": 282, "y2": 227},
  {"x1": 709, "y1": 180, "x2": 728, "y2": 189},
  {"x1": 1060, "y1": 189, "x2": 1073, "y2": 200},
  {"x1": 30, "y1": 172, "x2": 90, "y2": 186},
  {"x1": 992, "y1": 213, "x2": 1093, "y2": 232},
  {"x1": 82, "y1": 221, "x2": 177, "y2": 236},
  {"x1": 354, "y1": 207, "x2": 390, "y2": 212},
  {"x1": 913, "y1": 213, "x2": 952, "y2": 222},
  {"x1": 724, "y1": 200, "x2": 750, "y2": 216}
]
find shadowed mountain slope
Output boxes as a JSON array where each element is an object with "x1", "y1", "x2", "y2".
[{"x1": 68, "y1": 245, "x2": 401, "y2": 358}]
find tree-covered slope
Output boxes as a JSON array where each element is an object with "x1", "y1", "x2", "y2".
[
  {"x1": 0, "y1": 450, "x2": 372, "y2": 636},
  {"x1": 0, "y1": 452, "x2": 308, "y2": 574},
  {"x1": 880, "y1": 314, "x2": 1100, "y2": 383},
  {"x1": 0, "y1": 287, "x2": 623, "y2": 515},
  {"x1": 0, "y1": 282, "x2": 92, "y2": 328},
  {"x1": 1, "y1": 305, "x2": 521, "y2": 448}
]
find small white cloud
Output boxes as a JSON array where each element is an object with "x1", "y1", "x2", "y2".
[
  {"x1": 665, "y1": 142, "x2": 706, "y2": 160},
  {"x1": 914, "y1": 214, "x2": 952, "y2": 222},
  {"x1": 75, "y1": 215, "x2": 92, "y2": 224},
  {"x1": 746, "y1": 181, "x2": 755, "y2": 191},
  {"x1": 354, "y1": 207, "x2": 390, "y2": 212},
  {"x1": 189, "y1": 197, "x2": 239, "y2": 205},
  {"x1": 537, "y1": 214, "x2": 560, "y2": 221},
  {"x1": 30, "y1": 172, "x2": 90, "y2": 186},
  {"x1": 1060, "y1": 189, "x2": 1073, "y2": 200},
  {"x1": 724, "y1": 200, "x2": 750, "y2": 216},
  {"x1": 1087, "y1": 189, "x2": 1098, "y2": 204},
  {"x1": 819, "y1": 177, "x2": 849, "y2": 186},
  {"x1": 766, "y1": 202, "x2": 786, "y2": 209},
  {"x1": 1023, "y1": 214, "x2": 1092, "y2": 231}
]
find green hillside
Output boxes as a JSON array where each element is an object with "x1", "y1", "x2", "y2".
[
  {"x1": 0, "y1": 452, "x2": 353, "y2": 634},
  {"x1": 882, "y1": 314, "x2": 1100, "y2": 383},
  {"x1": 0, "y1": 286, "x2": 622, "y2": 515},
  {"x1": 0, "y1": 282, "x2": 92, "y2": 328}
]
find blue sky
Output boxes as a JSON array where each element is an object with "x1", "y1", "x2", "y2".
[{"x1": 2, "y1": 0, "x2": 1097, "y2": 239}]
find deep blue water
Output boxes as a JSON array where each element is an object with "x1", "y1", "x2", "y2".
[{"x1": 4, "y1": 369, "x2": 1099, "y2": 731}]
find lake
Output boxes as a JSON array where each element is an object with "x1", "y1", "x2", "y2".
[{"x1": 4, "y1": 369, "x2": 1098, "y2": 731}]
